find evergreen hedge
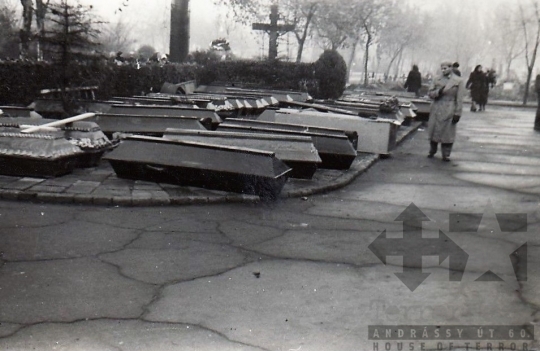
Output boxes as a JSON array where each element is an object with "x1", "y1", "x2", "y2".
[{"x1": 0, "y1": 51, "x2": 347, "y2": 105}]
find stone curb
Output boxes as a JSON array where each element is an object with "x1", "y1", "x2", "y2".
[{"x1": 0, "y1": 123, "x2": 421, "y2": 207}]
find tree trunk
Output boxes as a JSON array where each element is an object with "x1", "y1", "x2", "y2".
[
  {"x1": 295, "y1": 8, "x2": 315, "y2": 63},
  {"x1": 396, "y1": 49, "x2": 404, "y2": 78},
  {"x1": 524, "y1": 67, "x2": 533, "y2": 105},
  {"x1": 384, "y1": 48, "x2": 402, "y2": 78},
  {"x1": 19, "y1": 0, "x2": 33, "y2": 59},
  {"x1": 362, "y1": 32, "x2": 372, "y2": 87},
  {"x1": 35, "y1": 0, "x2": 49, "y2": 61},
  {"x1": 523, "y1": 32, "x2": 540, "y2": 105},
  {"x1": 346, "y1": 40, "x2": 358, "y2": 84}
]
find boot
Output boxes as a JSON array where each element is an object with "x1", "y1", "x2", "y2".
[
  {"x1": 428, "y1": 141, "x2": 437, "y2": 158},
  {"x1": 441, "y1": 143, "x2": 453, "y2": 161}
]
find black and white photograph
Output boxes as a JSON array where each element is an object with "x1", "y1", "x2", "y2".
[{"x1": 0, "y1": 0, "x2": 538, "y2": 350}]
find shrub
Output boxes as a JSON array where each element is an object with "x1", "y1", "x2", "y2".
[
  {"x1": 313, "y1": 50, "x2": 347, "y2": 99},
  {"x1": 0, "y1": 56, "x2": 351, "y2": 105}
]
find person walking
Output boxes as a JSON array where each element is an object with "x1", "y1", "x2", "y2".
[
  {"x1": 404, "y1": 64, "x2": 422, "y2": 97},
  {"x1": 466, "y1": 65, "x2": 488, "y2": 111},
  {"x1": 427, "y1": 61, "x2": 465, "y2": 162}
]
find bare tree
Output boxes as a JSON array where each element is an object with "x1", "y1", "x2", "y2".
[
  {"x1": 279, "y1": 0, "x2": 319, "y2": 62},
  {"x1": 352, "y1": 0, "x2": 392, "y2": 86},
  {"x1": 99, "y1": 18, "x2": 137, "y2": 55},
  {"x1": 313, "y1": 1, "x2": 352, "y2": 51},
  {"x1": 488, "y1": 5, "x2": 524, "y2": 81},
  {"x1": 378, "y1": 5, "x2": 428, "y2": 79},
  {"x1": 518, "y1": 0, "x2": 540, "y2": 104}
]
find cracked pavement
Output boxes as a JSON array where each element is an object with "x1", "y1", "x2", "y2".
[{"x1": 0, "y1": 106, "x2": 539, "y2": 350}]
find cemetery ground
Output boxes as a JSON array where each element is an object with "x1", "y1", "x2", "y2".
[{"x1": 0, "y1": 104, "x2": 539, "y2": 350}]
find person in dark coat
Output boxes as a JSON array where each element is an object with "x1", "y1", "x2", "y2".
[
  {"x1": 466, "y1": 65, "x2": 489, "y2": 111},
  {"x1": 404, "y1": 64, "x2": 422, "y2": 97}
]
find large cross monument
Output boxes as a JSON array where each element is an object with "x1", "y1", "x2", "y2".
[{"x1": 252, "y1": 5, "x2": 295, "y2": 60}]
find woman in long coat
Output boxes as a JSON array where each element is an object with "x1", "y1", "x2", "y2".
[
  {"x1": 404, "y1": 64, "x2": 422, "y2": 96},
  {"x1": 427, "y1": 61, "x2": 465, "y2": 162},
  {"x1": 466, "y1": 65, "x2": 488, "y2": 111}
]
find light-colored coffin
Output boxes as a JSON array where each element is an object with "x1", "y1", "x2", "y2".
[{"x1": 258, "y1": 109, "x2": 399, "y2": 155}]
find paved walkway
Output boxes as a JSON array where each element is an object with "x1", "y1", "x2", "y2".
[
  {"x1": 0, "y1": 105, "x2": 538, "y2": 351},
  {"x1": 0, "y1": 122, "x2": 421, "y2": 206}
]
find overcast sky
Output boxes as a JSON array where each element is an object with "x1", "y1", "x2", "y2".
[{"x1": 83, "y1": 0, "x2": 513, "y2": 58}]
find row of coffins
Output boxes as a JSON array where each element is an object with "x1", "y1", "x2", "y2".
[
  {"x1": 0, "y1": 83, "x2": 415, "y2": 199},
  {"x1": 341, "y1": 90, "x2": 431, "y2": 121}
]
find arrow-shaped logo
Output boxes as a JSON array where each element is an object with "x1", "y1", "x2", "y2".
[{"x1": 368, "y1": 203, "x2": 469, "y2": 291}]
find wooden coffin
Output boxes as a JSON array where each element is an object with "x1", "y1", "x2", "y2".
[
  {"x1": 194, "y1": 84, "x2": 312, "y2": 103},
  {"x1": 249, "y1": 113, "x2": 359, "y2": 149},
  {"x1": 107, "y1": 104, "x2": 222, "y2": 127},
  {"x1": 0, "y1": 106, "x2": 34, "y2": 117},
  {"x1": 163, "y1": 128, "x2": 322, "y2": 179},
  {"x1": 0, "y1": 117, "x2": 114, "y2": 168},
  {"x1": 0, "y1": 130, "x2": 83, "y2": 177},
  {"x1": 103, "y1": 136, "x2": 292, "y2": 200},
  {"x1": 257, "y1": 109, "x2": 399, "y2": 155},
  {"x1": 218, "y1": 120, "x2": 357, "y2": 170},
  {"x1": 90, "y1": 114, "x2": 209, "y2": 135}
]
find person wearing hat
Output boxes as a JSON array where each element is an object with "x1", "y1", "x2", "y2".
[
  {"x1": 452, "y1": 62, "x2": 461, "y2": 76},
  {"x1": 426, "y1": 61, "x2": 465, "y2": 162}
]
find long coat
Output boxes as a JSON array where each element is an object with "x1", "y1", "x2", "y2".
[
  {"x1": 427, "y1": 73, "x2": 465, "y2": 144},
  {"x1": 466, "y1": 71, "x2": 489, "y2": 104},
  {"x1": 404, "y1": 70, "x2": 422, "y2": 94}
]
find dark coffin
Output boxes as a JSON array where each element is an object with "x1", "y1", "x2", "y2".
[
  {"x1": 410, "y1": 98, "x2": 431, "y2": 121},
  {"x1": 146, "y1": 93, "x2": 238, "y2": 118},
  {"x1": 0, "y1": 130, "x2": 83, "y2": 177},
  {"x1": 107, "y1": 104, "x2": 222, "y2": 127},
  {"x1": 333, "y1": 97, "x2": 416, "y2": 120},
  {"x1": 147, "y1": 93, "x2": 217, "y2": 107},
  {"x1": 197, "y1": 94, "x2": 270, "y2": 118},
  {"x1": 194, "y1": 84, "x2": 312, "y2": 103},
  {"x1": 90, "y1": 114, "x2": 208, "y2": 135},
  {"x1": 111, "y1": 96, "x2": 177, "y2": 106},
  {"x1": 218, "y1": 121, "x2": 357, "y2": 170},
  {"x1": 251, "y1": 113, "x2": 359, "y2": 149},
  {"x1": 160, "y1": 81, "x2": 196, "y2": 94},
  {"x1": 0, "y1": 117, "x2": 114, "y2": 168},
  {"x1": 0, "y1": 106, "x2": 34, "y2": 117},
  {"x1": 163, "y1": 128, "x2": 322, "y2": 179},
  {"x1": 32, "y1": 99, "x2": 115, "y2": 118},
  {"x1": 103, "y1": 136, "x2": 291, "y2": 199}
]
